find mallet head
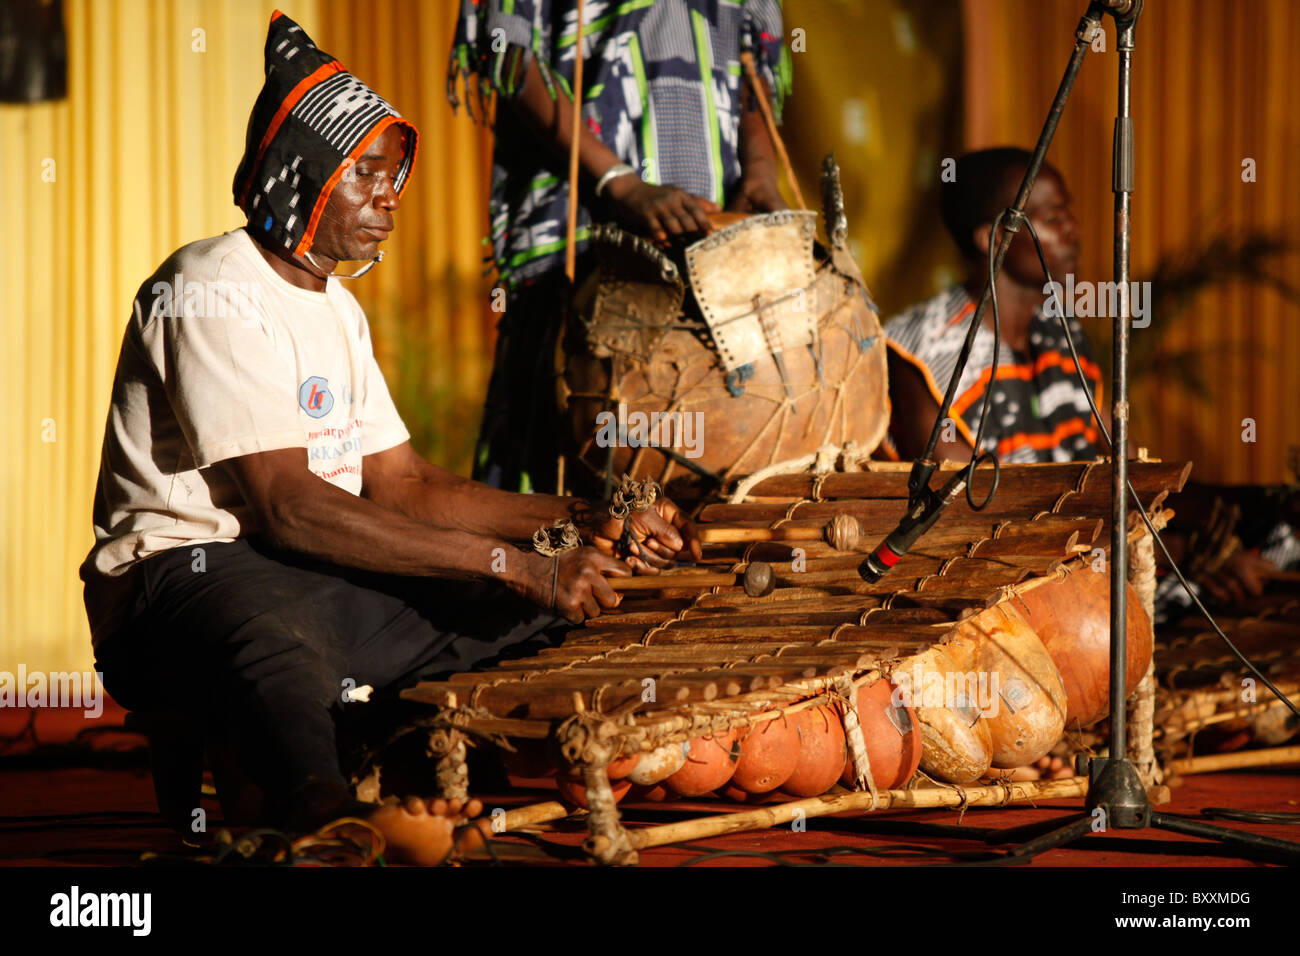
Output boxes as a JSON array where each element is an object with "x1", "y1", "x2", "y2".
[{"x1": 743, "y1": 561, "x2": 775, "y2": 598}]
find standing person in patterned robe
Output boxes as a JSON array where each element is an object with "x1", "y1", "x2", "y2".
[{"x1": 449, "y1": 0, "x2": 791, "y2": 494}]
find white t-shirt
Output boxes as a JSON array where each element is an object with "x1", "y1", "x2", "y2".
[{"x1": 82, "y1": 228, "x2": 410, "y2": 580}]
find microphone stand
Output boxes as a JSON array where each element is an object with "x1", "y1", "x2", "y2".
[{"x1": 864, "y1": 0, "x2": 1300, "y2": 864}]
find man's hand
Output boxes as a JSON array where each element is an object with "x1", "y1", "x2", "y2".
[
  {"x1": 603, "y1": 175, "x2": 720, "y2": 242},
  {"x1": 727, "y1": 161, "x2": 787, "y2": 214},
  {"x1": 1203, "y1": 549, "x2": 1276, "y2": 606},
  {"x1": 587, "y1": 498, "x2": 703, "y2": 572},
  {"x1": 518, "y1": 547, "x2": 631, "y2": 623}
]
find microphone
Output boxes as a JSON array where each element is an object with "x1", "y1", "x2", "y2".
[{"x1": 858, "y1": 464, "x2": 969, "y2": 583}]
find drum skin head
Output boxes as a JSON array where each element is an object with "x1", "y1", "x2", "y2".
[{"x1": 685, "y1": 210, "x2": 819, "y2": 373}]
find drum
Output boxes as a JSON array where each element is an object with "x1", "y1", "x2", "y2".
[{"x1": 558, "y1": 180, "x2": 887, "y2": 498}]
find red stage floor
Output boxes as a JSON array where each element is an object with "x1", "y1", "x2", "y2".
[{"x1": 2, "y1": 702, "x2": 1297, "y2": 867}]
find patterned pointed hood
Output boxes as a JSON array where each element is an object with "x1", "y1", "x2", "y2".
[{"x1": 233, "y1": 10, "x2": 418, "y2": 257}]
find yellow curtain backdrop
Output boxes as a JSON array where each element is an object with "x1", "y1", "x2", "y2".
[
  {"x1": 963, "y1": 0, "x2": 1300, "y2": 485},
  {"x1": 0, "y1": 0, "x2": 350, "y2": 677}
]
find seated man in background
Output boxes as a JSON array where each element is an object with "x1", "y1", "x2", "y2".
[
  {"x1": 884, "y1": 148, "x2": 1286, "y2": 675},
  {"x1": 80, "y1": 13, "x2": 696, "y2": 864},
  {"x1": 883, "y1": 147, "x2": 1102, "y2": 465}
]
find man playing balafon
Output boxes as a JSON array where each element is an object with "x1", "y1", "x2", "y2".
[{"x1": 81, "y1": 11, "x2": 698, "y2": 864}]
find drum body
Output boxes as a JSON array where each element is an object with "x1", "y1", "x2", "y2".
[{"x1": 559, "y1": 210, "x2": 888, "y2": 497}]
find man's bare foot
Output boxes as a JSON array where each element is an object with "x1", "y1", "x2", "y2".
[{"x1": 367, "y1": 797, "x2": 492, "y2": 866}]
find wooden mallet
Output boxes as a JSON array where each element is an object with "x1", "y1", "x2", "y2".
[
  {"x1": 608, "y1": 561, "x2": 776, "y2": 598},
  {"x1": 696, "y1": 515, "x2": 863, "y2": 551}
]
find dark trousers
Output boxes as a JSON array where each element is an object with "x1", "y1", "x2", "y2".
[{"x1": 91, "y1": 538, "x2": 565, "y2": 828}]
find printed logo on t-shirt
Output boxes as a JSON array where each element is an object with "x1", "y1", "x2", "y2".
[{"x1": 298, "y1": 376, "x2": 334, "y2": 418}]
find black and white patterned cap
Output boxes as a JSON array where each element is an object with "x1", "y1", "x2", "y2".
[{"x1": 232, "y1": 10, "x2": 418, "y2": 256}]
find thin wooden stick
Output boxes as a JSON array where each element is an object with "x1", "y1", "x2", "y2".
[
  {"x1": 564, "y1": 0, "x2": 587, "y2": 282},
  {"x1": 698, "y1": 525, "x2": 822, "y2": 544},
  {"x1": 626, "y1": 776, "x2": 1091, "y2": 851},
  {"x1": 698, "y1": 516, "x2": 863, "y2": 550},
  {"x1": 500, "y1": 800, "x2": 570, "y2": 832},
  {"x1": 608, "y1": 571, "x2": 744, "y2": 590},
  {"x1": 738, "y1": 50, "x2": 805, "y2": 210},
  {"x1": 1164, "y1": 745, "x2": 1300, "y2": 777}
]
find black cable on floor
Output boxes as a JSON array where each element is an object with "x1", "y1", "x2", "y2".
[{"x1": 1199, "y1": 807, "x2": 1300, "y2": 826}]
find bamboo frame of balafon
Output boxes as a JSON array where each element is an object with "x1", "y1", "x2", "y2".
[
  {"x1": 500, "y1": 800, "x2": 570, "y2": 831},
  {"x1": 1163, "y1": 745, "x2": 1300, "y2": 776},
  {"x1": 495, "y1": 751, "x2": 1093, "y2": 839},
  {"x1": 622, "y1": 777, "x2": 1093, "y2": 851},
  {"x1": 1155, "y1": 684, "x2": 1300, "y2": 739}
]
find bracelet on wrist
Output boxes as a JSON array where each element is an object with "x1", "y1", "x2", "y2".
[
  {"x1": 608, "y1": 475, "x2": 661, "y2": 560},
  {"x1": 533, "y1": 519, "x2": 581, "y2": 556},
  {"x1": 595, "y1": 163, "x2": 638, "y2": 198}
]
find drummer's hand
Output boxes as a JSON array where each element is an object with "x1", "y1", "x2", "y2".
[
  {"x1": 588, "y1": 497, "x2": 703, "y2": 573},
  {"x1": 604, "y1": 176, "x2": 720, "y2": 242},
  {"x1": 523, "y1": 548, "x2": 628, "y2": 623},
  {"x1": 1203, "y1": 549, "x2": 1275, "y2": 606},
  {"x1": 727, "y1": 161, "x2": 787, "y2": 214}
]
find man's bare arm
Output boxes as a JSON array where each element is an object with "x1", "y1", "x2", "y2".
[
  {"x1": 360, "y1": 441, "x2": 588, "y2": 539},
  {"x1": 886, "y1": 349, "x2": 975, "y2": 463},
  {"x1": 219, "y1": 447, "x2": 630, "y2": 621},
  {"x1": 729, "y1": 72, "x2": 786, "y2": 213},
  {"x1": 360, "y1": 441, "x2": 698, "y2": 569},
  {"x1": 505, "y1": 55, "x2": 719, "y2": 238}
]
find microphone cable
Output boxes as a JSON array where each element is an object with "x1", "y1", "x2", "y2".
[{"x1": 1015, "y1": 211, "x2": 1300, "y2": 723}]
